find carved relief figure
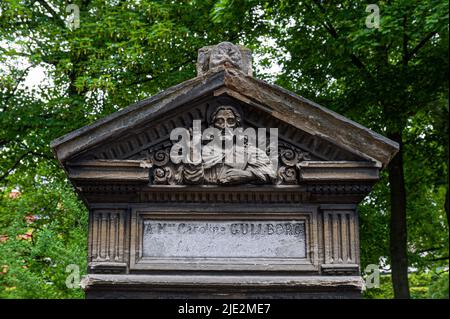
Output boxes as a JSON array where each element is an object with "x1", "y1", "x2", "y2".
[
  {"x1": 196, "y1": 41, "x2": 252, "y2": 76},
  {"x1": 148, "y1": 105, "x2": 312, "y2": 186},
  {"x1": 209, "y1": 42, "x2": 244, "y2": 70},
  {"x1": 184, "y1": 105, "x2": 277, "y2": 185}
]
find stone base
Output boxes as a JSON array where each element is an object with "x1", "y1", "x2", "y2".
[{"x1": 82, "y1": 274, "x2": 364, "y2": 299}]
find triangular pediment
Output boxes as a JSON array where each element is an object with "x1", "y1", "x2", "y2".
[
  {"x1": 69, "y1": 95, "x2": 365, "y2": 163},
  {"x1": 52, "y1": 67, "x2": 398, "y2": 167},
  {"x1": 51, "y1": 66, "x2": 398, "y2": 188},
  {"x1": 65, "y1": 94, "x2": 376, "y2": 186}
]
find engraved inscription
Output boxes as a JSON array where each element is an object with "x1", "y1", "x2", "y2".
[{"x1": 142, "y1": 220, "x2": 306, "y2": 258}]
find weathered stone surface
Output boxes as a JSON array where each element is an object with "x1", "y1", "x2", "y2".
[
  {"x1": 142, "y1": 220, "x2": 306, "y2": 258},
  {"x1": 82, "y1": 274, "x2": 364, "y2": 289},
  {"x1": 197, "y1": 42, "x2": 253, "y2": 76},
  {"x1": 150, "y1": 104, "x2": 278, "y2": 185},
  {"x1": 129, "y1": 207, "x2": 320, "y2": 273},
  {"x1": 82, "y1": 274, "x2": 364, "y2": 299},
  {"x1": 50, "y1": 67, "x2": 398, "y2": 167},
  {"x1": 51, "y1": 42, "x2": 399, "y2": 299}
]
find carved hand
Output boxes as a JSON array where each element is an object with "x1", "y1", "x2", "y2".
[{"x1": 219, "y1": 168, "x2": 253, "y2": 184}]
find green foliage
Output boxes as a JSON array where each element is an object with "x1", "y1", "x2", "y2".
[
  {"x1": 364, "y1": 272, "x2": 449, "y2": 299},
  {"x1": 363, "y1": 274, "x2": 394, "y2": 299},
  {"x1": 428, "y1": 272, "x2": 449, "y2": 299},
  {"x1": 213, "y1": 0, "x2": 448, "y2": 298},
  {"x1": 1, "y1": 0, "x2": 243, "y2": 298},
  {"x1": 0, "y1": 181, "x2": 87, "y2": 298},
  {"x1": 359, "y1": 172, "x2": 390, "y2": 268},
  {"x1": 0, "y1": 0, "x2": 448, "y2": 298}
]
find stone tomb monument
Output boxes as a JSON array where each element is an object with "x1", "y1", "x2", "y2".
[{"x1": 51, "y1": 42, "x2": 399, "y2": 298}]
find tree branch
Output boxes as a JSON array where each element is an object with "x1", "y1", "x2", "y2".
[
  {"x1": 0, "y1": 152, "x2": 31, "y2": 181},
  {"x1": 34, "y1": 0, "x2": 66, "y2": 28},
  {"x1": 418, "y1": 247, "x2": 443, "y2": 254},
  {"x1": 1, "y1": 65, "x2": 34, "y2": 113},
  {"x1": 402, "y1": 15, "x2": 409, "y2": 66},
  {"x1": 308, "y1": 0, "x2": 372, "y2": 77},
  {"x1": 405, "y1": 31, "x2": 437, "y2": 63},
  {"x1": 429, "y1": 256, "x2": 449, "y2": 261},
  {"x1": 125, "y1": 34, "x2": 240, "y2": 89},
  {"x1": 0, "y1": 151, "x2": 53, "y2": 181}
]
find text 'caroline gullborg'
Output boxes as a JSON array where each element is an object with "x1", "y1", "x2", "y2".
[{"x1": 169, "y1": 120, "x2": 279, "y2": 170}]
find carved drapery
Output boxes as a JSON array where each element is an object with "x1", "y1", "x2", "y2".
[{"x1": 147, "y1": 142, "x2": 311, "y2": 186}]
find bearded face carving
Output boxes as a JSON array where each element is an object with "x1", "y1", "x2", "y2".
[
  {"x1": 149, "y1": 104, "x2": 311, "y2": 185},
  {"x1": 180, "y1": 105, "x2": 277, "y2": 185},
  {"x1": 212, "y1": 106, "x2": 240, "y2": 130}
]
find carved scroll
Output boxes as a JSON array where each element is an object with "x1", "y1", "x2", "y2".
[
  {"x1": 148, "y1": 142, "x2": 311, "y2": 186},
  {"x1": 276, "y1": 142, "x2": 311, "y2": 185}
]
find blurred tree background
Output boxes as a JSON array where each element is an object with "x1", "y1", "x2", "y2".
[{"x1": 0, "y1": 0, "x2": 448, "y2": 298}]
